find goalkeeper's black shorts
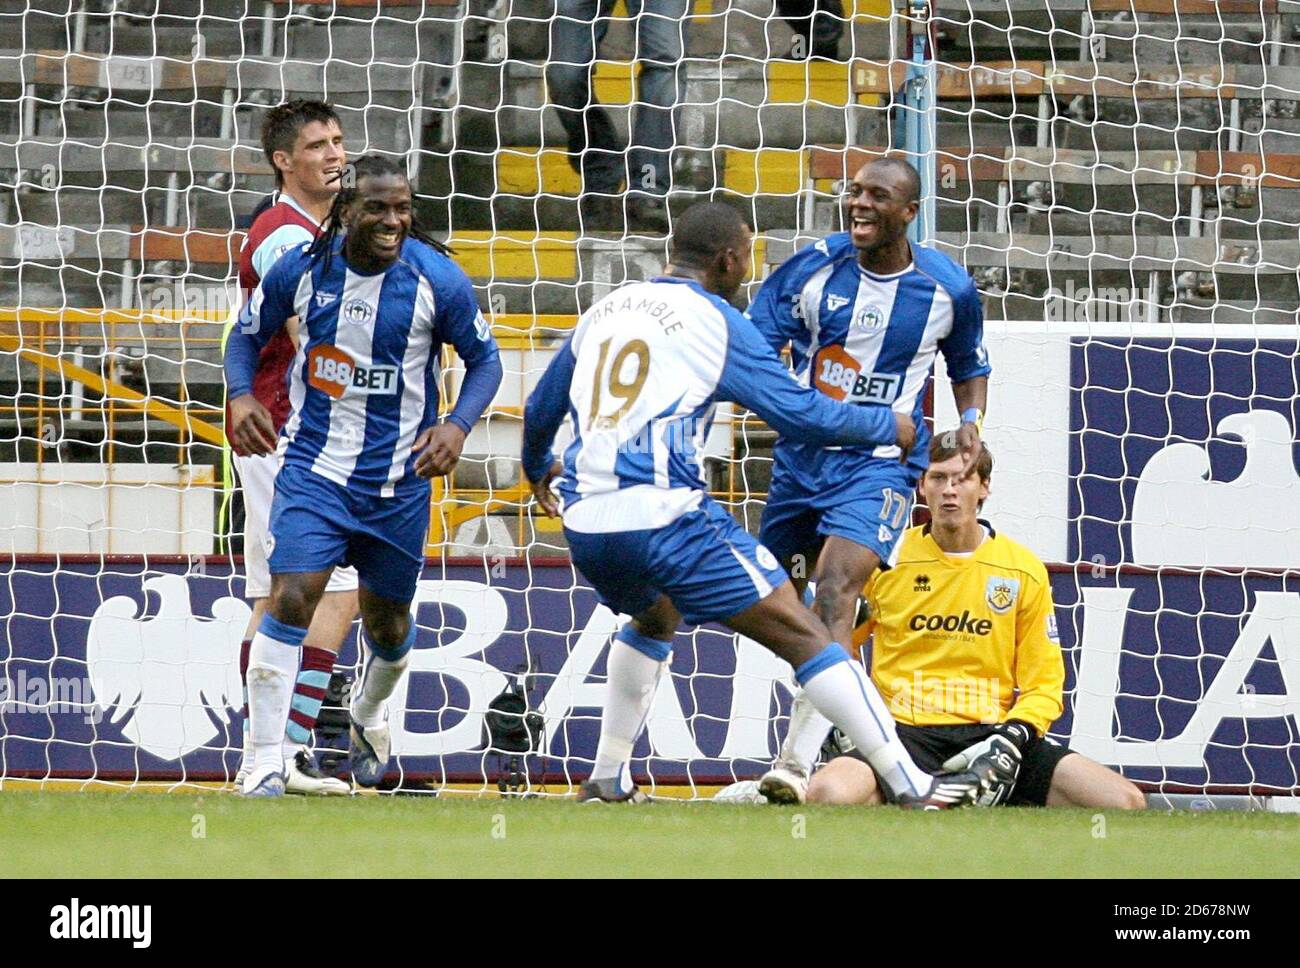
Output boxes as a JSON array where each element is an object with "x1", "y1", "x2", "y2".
[{"x1": 838, "y1": 723, "x2": 1074, "y2": 807}]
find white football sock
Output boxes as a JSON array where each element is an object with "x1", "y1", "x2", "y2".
[
  {"x1": 247, "y1": 627, "x2": 303, "y2": 777},
  {"x1": 591, "y1": 631, "x2": 670, "y2": 791},
  {"x1": 351, "y1": 651, "x2": 410, "y2": 729},
  {"x1": 797, "y1": 644, "x2": 931, "y2": 800},
  {"x1": 776, "y1": 688, "x2": 833, "y2": 775}
]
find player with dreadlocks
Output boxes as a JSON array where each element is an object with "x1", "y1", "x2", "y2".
[
  {"x1": 225, "y1": 155, "x2": 503, "y2": 796},
  {"x1": 306, "y1": 157, "x2": 455, "y2": 269}
]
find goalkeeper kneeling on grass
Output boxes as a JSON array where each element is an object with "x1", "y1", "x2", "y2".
[{"x1": 786, "y1": 432, "x2": 1145, "y2": 809}]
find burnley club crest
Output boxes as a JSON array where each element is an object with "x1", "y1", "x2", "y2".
[{"x1": 985, "y1": 576, "x2": 1019, "y2": 615}]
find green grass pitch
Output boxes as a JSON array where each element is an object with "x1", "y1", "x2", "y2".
[{"x1": 3, "y1": 790, "x2": 1298, "y2": 878}]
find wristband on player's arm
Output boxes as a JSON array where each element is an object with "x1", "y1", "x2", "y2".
[
  {"x1": 960, "y1": 407, "x2": 984, "y2": 436},
  {"x1": 995, "y1": 720, "x2": 1035, "y2": 750}
]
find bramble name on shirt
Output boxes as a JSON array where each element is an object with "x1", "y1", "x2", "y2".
[{"x1": 586, "y1": 293, "x2": 685, "y2": 335}]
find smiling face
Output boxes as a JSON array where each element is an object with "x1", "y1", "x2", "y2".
[
  {"x1": 843, "y1": 160, "x2": 919, "y2": 258},
  {"x1": 274, "y1": 119, "x2": 346, "y2": 204},
  {"x1": 920, "y1": 453, "x2": 990, "y2": 532},
  {"x1": 342, "y1": 172, "x2": 412, "y2": 270}
]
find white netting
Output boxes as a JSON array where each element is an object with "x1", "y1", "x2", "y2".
[{"x1": 1, "y1": 0, "x2": 1297, "y2": 798}]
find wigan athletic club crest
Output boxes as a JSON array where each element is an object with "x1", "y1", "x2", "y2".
[
  {"x1": 853, "y1": 305, "x2": 886, "y2": 331},
  {"x1": 343, "y1": 298, "x2": 374, "y2": 325},
  {"x1": 985, "y1": 576, "x2": 1019, "y2": 614}
]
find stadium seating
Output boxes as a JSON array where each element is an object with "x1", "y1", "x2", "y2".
[{"x1": 2, "y1": 0, "x2": 1300, "y2": 554}]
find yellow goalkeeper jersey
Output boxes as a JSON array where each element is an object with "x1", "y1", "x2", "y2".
[{"x1": 856, "y1": 521, "x2": 1065, "y2": 736}]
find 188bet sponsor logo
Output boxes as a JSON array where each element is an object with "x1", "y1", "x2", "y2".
[
  {"x1": 307, "y1": 345, "x2": 397, "y2": 399},
  {"x1": 812, "y1": 345, "x2": 899, "y2": 405}
]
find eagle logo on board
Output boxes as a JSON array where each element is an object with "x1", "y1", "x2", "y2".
[{"x1": 985, "y1": 576, "x2": 1019, "y2": 614}]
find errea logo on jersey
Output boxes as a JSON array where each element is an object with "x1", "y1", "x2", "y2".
[{"x1": 307, "y1": 345, "x2": 398, "y2": 399}]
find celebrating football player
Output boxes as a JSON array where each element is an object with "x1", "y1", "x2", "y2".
[
  {"x1": 747, "y1": 155, "x2": 992, "y2": 803},
  {"x1": 225, "y1": 156, "x2": 503, "y2": 796}
]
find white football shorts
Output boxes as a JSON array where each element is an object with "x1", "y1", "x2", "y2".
[{"x1": 233, "y1": 451, "x2": 359, "y2": 599}]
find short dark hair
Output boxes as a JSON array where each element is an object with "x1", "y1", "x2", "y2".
[
  {"x1": 669, "y1": 202, "x2": 752, "y2": 269},
  {"x1": 261, "y1": 99, "x2": 341, "y2": 186},
  {"x1": 864, "y1": 155, "x2": 921, "y2": 206},
  {"x1": 929, "y1": 430, "x2": 993, "y2": 483}
]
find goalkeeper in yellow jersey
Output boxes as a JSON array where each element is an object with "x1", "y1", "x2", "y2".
[{"x1": 797, "y1": 433, "x2": 1146, "y2": 809}]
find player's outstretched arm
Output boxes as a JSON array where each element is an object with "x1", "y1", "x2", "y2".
[
  {"x1": 743, "y1": 235, "x2": 842, "y2": 357},
  {"x1": 521, "y1": 337, "x2": 577, "y2": 492},
  {"x1": 521, "y1": 341, "x2": 575, "y2": 518},
  {"x1": 942, "y1": 565, "x2": 1065, "y2": 806},
  {"x1": 715, "y1": 309, "x2": 906, "y2": 451},
  {"x1": 439, "y1": 268, "x2": 504, "y2": 438},
  {"x1": 1007, "y1": 568, "x2": 1066, "y2": 733}
]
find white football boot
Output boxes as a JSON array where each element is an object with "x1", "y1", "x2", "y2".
[
  {"x1": 285, "y1": 749, "x2": 351, "y2": 796},
  {"x1": 240, "y1": 764, "x2": 287, "y2": 798}
]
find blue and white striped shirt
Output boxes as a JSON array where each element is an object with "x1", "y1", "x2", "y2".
[
  {"x1": 746, "y1": 234, "x2": 991, "y2": 473},
  {"x1": 225, "y1": 236, "x2": 502, "y2": 497},
  {"x1": 522, "y1": 277, "x2": 900, "y2": 533}
]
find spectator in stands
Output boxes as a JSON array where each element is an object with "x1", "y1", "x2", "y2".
[
  {"x1": 546, "y1": 0, "x2": 688, "y2": 234},
  {"x1": 775, "y1": 0, "x2": 844, "y2": 60}
]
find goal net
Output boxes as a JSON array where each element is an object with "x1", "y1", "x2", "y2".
[{"x1": 1, "y1": 0, "x2": 1297, "y2": 801}]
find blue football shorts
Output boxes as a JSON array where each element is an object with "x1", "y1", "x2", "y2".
[
  {"x1": 267, "y1": 463, "x2": 428, "y2": 603},
  {"x1": 566, "y1": 496, "x2": 790, "y2": 626},
  {"x1": 759, "y1": 448, "x2": 920, "y2": 567}
]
